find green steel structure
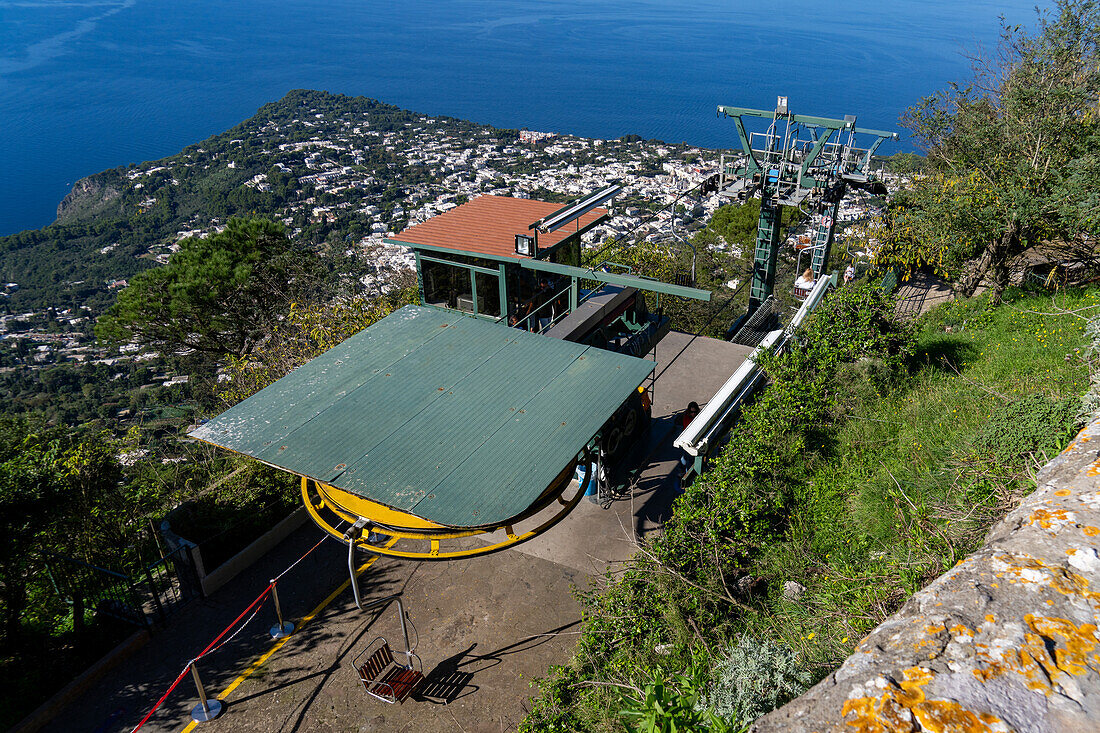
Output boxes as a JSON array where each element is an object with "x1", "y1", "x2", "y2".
[{"x1": 717, "y1": 98, "x2": 897, "y2": 313}]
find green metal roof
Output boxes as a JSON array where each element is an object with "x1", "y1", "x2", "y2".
[{"x1": 190, "y1": 305, "x2": 654, "y2": 527}]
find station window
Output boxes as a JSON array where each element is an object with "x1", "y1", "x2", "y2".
[
  {"x1": 422, "y1": 259, "x2": 470, "y2": 310},
  {"x1": 475, "y1": 271, "x2": 501, "y2": 317},
  {"x1": 421, "y1": 255, "x2": 502, "y2": 318}
]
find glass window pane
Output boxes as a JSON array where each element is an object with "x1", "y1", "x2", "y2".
[
  {"x1": 422, "y1": 259, "x2": 472, "y2": 310},
  {"x1": 475, "y1": 271, "x2": 501, "y2": 317}
]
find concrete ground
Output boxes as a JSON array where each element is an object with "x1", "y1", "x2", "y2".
[
  {"x1": 499, "y1": 331, "x2": 754, "y2": 575},
  {"x1": 44, "y1": 331, "x2": 751, "y2": 733},
  {"x1": 894, "y1": 272, "x2": 954, "y2": 318},
  {"x1": 190, "y1": 551, "x2": 585, "y2": 733},
  {"x1": 50, "y1": 530, "x2": 584, "y2": 733}
]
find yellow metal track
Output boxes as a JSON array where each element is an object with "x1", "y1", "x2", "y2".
[{"x1": 300, "y1": 463, "x2": 586, "y2": 560}]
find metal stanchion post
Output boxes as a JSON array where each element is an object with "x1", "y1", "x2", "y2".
[
  {"x1": 189, "y1": 660, "x2": 223, "y2": 722},
  {"x1": 396, "y1": 597, "x2": 415, "y2": 667},
  {"x1": 268, "y1": 581, "x2": 294, "y2": 639},
  {"x1": 345, "y1": 518, "x2": 368, "y2": 609}
]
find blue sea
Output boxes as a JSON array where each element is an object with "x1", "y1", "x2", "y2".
[{"x1": 0, "y1": 0, "x2": 1042, "y2": 236}]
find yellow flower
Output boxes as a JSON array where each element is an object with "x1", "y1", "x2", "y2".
[{"x1": 807, "y1": 632, "x2": 816, "y2": 641}]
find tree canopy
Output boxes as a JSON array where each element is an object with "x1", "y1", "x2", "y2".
[
  {"x1": 0, "y1": 419, "x2": 127, "y2": 641},
  {"x1": 96, "y1": 218, "x2": 326, "y2": 358},
  {"x1": 876, "y1": 0, "x2": 1100, "y2": 301}
]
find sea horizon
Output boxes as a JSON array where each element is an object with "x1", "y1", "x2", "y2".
[{"x1": 0, "y1": 0, "x2": 1043, "y2": 236}]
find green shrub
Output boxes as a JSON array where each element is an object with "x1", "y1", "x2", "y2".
[
  {"x1": 618, "y1": 654, "x2": 738, "y2": 733},
  {"x1": 705, "y1": 635, "x2": 812, "y2": 728},
  {"x1": 520, "y1": 665, "x2": 589, "y2": 733},
  {"x1": 974, "y1": 394, "x2": 1077, "y2": 466}
]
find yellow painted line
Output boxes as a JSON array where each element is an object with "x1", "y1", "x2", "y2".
[{"x1": 177, "y1": 538, "x2": 397, "y2": 733}]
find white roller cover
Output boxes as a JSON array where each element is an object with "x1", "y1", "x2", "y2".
[{"x1": 674, "y1": 275, "x2": 833, "y2": 457}]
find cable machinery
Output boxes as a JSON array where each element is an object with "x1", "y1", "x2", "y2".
[{"x1": 716, "y1": 96, "x2": 898, "y2": 336}]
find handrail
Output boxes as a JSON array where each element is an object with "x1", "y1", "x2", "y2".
[
  {"x1": 674, "y1": 329, "x2": 782, "y2": 457},
  {"x1": 786, "y1": 273, "x2": 833, "y2": 335},
  {"x1": 512, "y1": 281, "x2": 575, "y2": 332}
]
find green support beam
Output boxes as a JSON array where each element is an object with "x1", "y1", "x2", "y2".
[
  {"x1": 749, "y1": 200, "x2": 782, "y2": 311},
  {"x1": 799, "y1": 128, "x2": 840, "y2": 184},
  {"x1": 717, "y1": 105, "x2": 852, "y2": 131},
  {"x1": 854, "y1": 128, "x2": 898, "y2": 172},
  {"x1": 810, "y1": 197, "x2": 842, "y2": 278},
  {"x1": 732, "y1": 115, "x2": 760, "y2": 174},
  {"x1": 519, "y1": 259, "x2": 712, "y2": 302}
]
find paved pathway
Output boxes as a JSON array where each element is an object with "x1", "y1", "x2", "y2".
[
  {"x1": 49, "y1": 527, "x2": 584, "y2": 733},
  {"x1": 894, "y1": 272, "x2": 954, "y2": 318}
]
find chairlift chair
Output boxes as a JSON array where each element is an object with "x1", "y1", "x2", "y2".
[
  {"x1": 353, "y1": 635, "x2": 425, "y2": 704},
  {"x1": 792, "y1": 241, "x2": 820, "y2": 301}
]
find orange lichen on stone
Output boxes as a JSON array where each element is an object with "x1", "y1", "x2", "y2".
[
  {"x1": 1027, "y1": 506, "x2": 1076, "y2": 530},
  {"x1": 1028, "y1": 614, "x2": 1099, "y2": 677},
  {"x1": 1084, "y1": 526, "x2": 1100, "y2": 537},
  {"x1": 842, "y1": 667, "x2": 1006, "y2": 733},
  {"x1": 1087, "y1": 459, "x2": 1100, "y2": 477},
  {"x1": 1070, "y1": 428, "x2": 1090, "y2": 444},
  {"x1": 998, "y1": 554, "x2": 1100, "y2": 605},
  {"x1": 912, "y1": 702, "x2": 1005, "y2": 733},
  {"x1": 972, "y1": 615, "x2": 1100, "y2": 694},
  {"x1": 1066, "y1": 429, "x2": 1092, "y2": 452},
  {"x1": 1055, "y1": 489, "x2": 1073, "y2": 497},
  {"x1": 985, "y1": 615, "x2": 996, "y2": 623},
  {"x1": 972, "y1": 643, "x2": 1052, "y2": 693},
  {"x1": 924, "y1": 624, "x2": 946, "y2": 635}
]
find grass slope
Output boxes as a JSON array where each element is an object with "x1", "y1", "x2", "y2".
[
  {"x1": 523, "y1": 285, "x2": 1095, "y2": 731},
  {"x1": 759, "y1": 288, "x2": 1089, "y2": 674}
]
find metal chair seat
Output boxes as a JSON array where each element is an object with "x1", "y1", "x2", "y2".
[{"x1": 354, "y1": 637, "x2": 424, "y2": 704}]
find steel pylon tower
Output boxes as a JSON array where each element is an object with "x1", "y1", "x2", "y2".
[{"x1": 716, "y1": 97, "x2": 898, "y2": 313}]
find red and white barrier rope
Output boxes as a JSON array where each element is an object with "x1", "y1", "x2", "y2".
[{"x1": 129, "y1": 531, "x2": 335, "y2": 731}]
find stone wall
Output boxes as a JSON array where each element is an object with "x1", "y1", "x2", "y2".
[{"x1": 753, "y1": 418, "x2": 1100, "y2": 733}]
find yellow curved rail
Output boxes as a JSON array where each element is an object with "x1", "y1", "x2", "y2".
[
  {"x1": 313, "y1": 482, "x2": 445, "y2": 531},
  {"x1": 300, "y1": 463, "x2": 587, "y2": 561}
]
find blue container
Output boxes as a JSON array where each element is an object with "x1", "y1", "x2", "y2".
[{"x1": 575, "y1": 464, "x2": 597, "y2": 496}]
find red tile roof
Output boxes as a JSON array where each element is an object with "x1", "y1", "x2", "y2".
[{"x1": 391, "y1": 195, "x2": 606, "y2": 260}]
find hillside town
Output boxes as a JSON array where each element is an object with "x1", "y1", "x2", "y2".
[{"x1": 0, "y1": 99, "x2": 903, "y2": 371}]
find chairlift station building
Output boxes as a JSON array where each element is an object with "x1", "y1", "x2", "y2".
[
  {"x1": 191, "y1": 191, "x2": 708, "y2": 560},
  {"x1": 192, "y1": 97, "x2": 898, "y2": 564}
]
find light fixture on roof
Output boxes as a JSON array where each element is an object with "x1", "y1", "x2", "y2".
[{"x1": 515, "y1": 233, "x2": 535, "y2": 257}]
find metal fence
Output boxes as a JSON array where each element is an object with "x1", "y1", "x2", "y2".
[{"x1": 46, "y1": 544, "x2": 202, "y2": 629}]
